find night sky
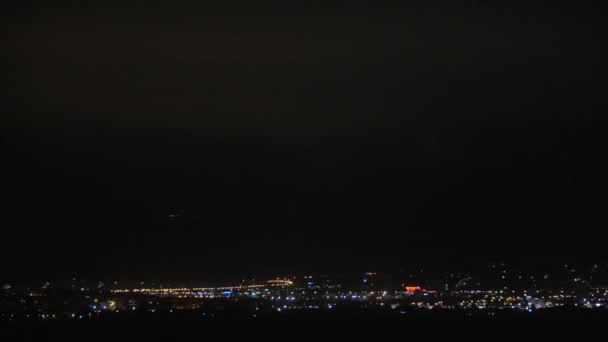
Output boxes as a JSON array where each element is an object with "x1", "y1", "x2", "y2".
[{"x1": 2, "y1": 2, "x2": 607, "y2": 281}]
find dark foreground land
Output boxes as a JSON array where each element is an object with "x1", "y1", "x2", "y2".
[{"x1": 2, "y1": 309, "x2": 607, "y2": 340}]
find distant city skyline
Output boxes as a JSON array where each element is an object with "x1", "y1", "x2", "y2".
[{"x1": 2, "y1": 262, "x2": 607, "y2": 323}]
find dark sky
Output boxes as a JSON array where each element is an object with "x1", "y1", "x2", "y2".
[{"x1": 2, "y1": 2, "x2": 607, "y2": 281}]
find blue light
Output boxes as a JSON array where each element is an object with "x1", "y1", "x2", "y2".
[{"x1": 223, "y1": 291, "x2": 232, "y2": 295}]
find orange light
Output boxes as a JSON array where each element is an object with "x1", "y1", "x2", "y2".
[{"x1": 405, "y1": 286, "x2": 421, "y2": 292}]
